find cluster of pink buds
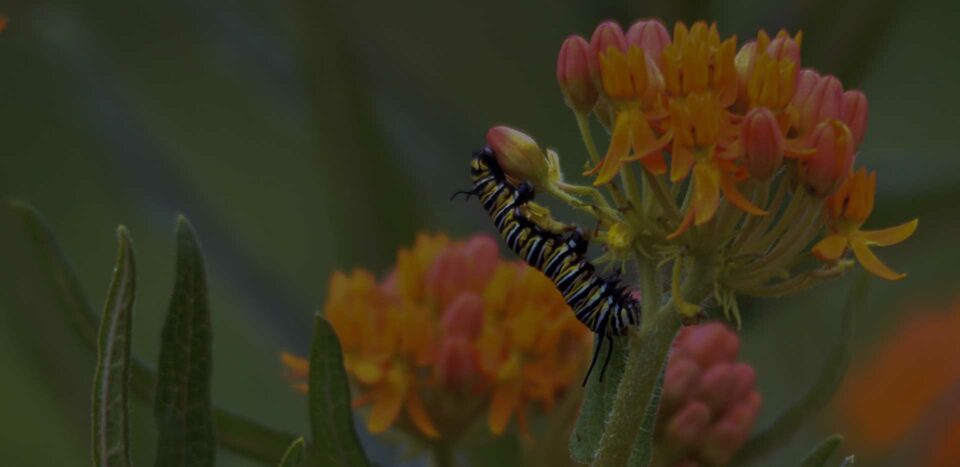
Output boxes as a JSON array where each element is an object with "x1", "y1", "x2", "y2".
[{"x1": 657, "y1": 323, "x2": 761, "y2": 466}]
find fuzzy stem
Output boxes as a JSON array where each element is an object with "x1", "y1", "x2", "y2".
[{"x1": 591, "y1": 255, "x2": 716, "y2": 467}]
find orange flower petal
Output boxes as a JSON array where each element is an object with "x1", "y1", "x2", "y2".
[
  {"x1": 858, "y1": 219, "x2": 918, "y2": 247},
  {"x1": 670, "y1": 138, "x2": 695, "y2": 182},
  {"x1": 667, "y1": 209, "x2": 695, "y2": 240},
  {"x1": 488, "y1": 382, "x2": 522, "y2": 435},
  {"x1": 784, "y1": 138, "x2": 816, "y2": 159},
  {"x1": 719, "y1": 172, "x2": 767, "y2": 216},
  {"x1": 593, "y1": 111, "x2": 633, "y2": 185},
  {"x1": 405, "y1": 391, "x2": 441, "y2": 439},
  {"x1": 692, "y1": 162, "x2": 721, "y2": 225},
  {"x1": 812, "y1": 234, "x2": 848, "y2": 261},
  {"x1": 280, "y1": 351, "x2": 309, "y2": 377},
  {"x1": 638, "y1": 152, "x2": 667, "y2": 174},
  {"x1": 850, "y1": 237, "x2": 906, "y2": 281},
  {"x1": 367, "y1": 383, "x2": 406, "y2": 433}
]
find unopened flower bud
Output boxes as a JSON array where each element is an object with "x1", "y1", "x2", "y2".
[
  {"x1": 626, "y1": 19, "x2": 671, "y2": 65},
  {"x1": 589, "y1": 21, "x2": 627, "y2": 83},
  {"x1": 741, "y1": 107, "x2": 785, "y2": 180},
  {"x1": 841, "y1": 90, "x2": 869, "y2": 147},
  {"x1": 765, "y1": 32, "x2": 801, "y2": 66},
  {"x1": 486, "y1": 126, "x2": 550, "y2": 190},
  {"x1": 734, "y1": 41, "x2": 758, "y2": 84},
  {"x1": 435, "y1": 336, "x2": 480, "y2": 390},
  {"x1": 800, "y1": 119, "x2": 855, "y2": 197},
  {"x1": 442, "y1": 292, "x2": 484, "y2": 339},
  {"x1": 557, "y1": 35, "x2": 598, "y2": 114},
  {"x1": 796, "y1": 73, "x2": 844, "y2": 134},
  {"x1": 791, "y1": 68, "x2": 820, "y2": 107}
]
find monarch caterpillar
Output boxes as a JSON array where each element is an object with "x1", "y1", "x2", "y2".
[{"x1": 456, "y1": 146, "x2": 642, "y2": 383}]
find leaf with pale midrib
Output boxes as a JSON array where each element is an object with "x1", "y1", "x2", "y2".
[
  {"x1": 628, "y1": 364, "x2": 666, "y2": 467},
  {"x1": 279, "y1": 437, "x2": 306, "y2": 467},
  {"x1": 153, "y1": 216, "x2": 215, "y2": 467},
  {"x1": 800, "y1": 435, "x2": 844, "y2": 467},
  {"x1": 309, "y1": 315, "x2": 368, "y2": 466},
  {"x1": 7, "y1": 202, "x2": 296, "y2": 463},
  {"x1": 92, "y1": 226, "x2": 136, "y2": 467}
]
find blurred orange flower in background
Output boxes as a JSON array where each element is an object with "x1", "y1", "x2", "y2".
[
  {"x1": 833, "y1": 295, "x2": 960, "y2": 466},
  {"x1": 281, "y1": 233, "x2": 592, "y2": 441}
]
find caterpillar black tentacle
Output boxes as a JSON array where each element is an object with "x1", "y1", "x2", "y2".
[{"x1": 467, "y1": 146, "x2": 643, "y2": 383}]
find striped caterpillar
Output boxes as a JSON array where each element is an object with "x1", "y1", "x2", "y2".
[{"x1": 457, "y1": 146, "x2": 643, "y2": 382}]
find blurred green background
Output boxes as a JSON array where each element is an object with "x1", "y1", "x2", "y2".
[{"x1": 1, "y1": 0, "x2": 958, "y2": 465}]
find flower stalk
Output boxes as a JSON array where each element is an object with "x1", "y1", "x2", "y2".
[{"x1": 593, "y1": 255, "x2": 718, "y2": 466}]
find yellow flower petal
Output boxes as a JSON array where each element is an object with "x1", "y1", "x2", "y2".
[
  {"x1": 367, "y1": 383, "x2": 406, "y2": 433},
  {"x1": 353, "y1": 360, "x2": 384, "y2": 384},
  {"x1": 488, "y1": 382, "x2": 521, "y2": 435},
  {"x1": 670, "y1": 137, "x2": 695, "y2": 182},
  {"x1": 859, "y1": 219, "x2": 918, "y2": 247},
  {"x1": 851, "y1": 237, "x2": 906, "y2": 281},
  {"x1": 592, "y1": 111, "x2": 633, "y2": 185},
  {"x1": 692, "y1": 161, "x2": 721, "y2": 225},
  {"x1": 405, "y1": 391, "x2": 440, "y2": 439},
  {"x1": 812, "y1": 234, "x2": 848, "y2": 261}
]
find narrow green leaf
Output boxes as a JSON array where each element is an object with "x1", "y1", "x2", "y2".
[
  {"x1": 569, "y1": 335, "x2": 628, "y2": 463},
  {"x1": 7, "y1": 202, "x2": 296, "y2": 463},
  {"x1": 154, "y1": 216, "x2": 215, "y2": 467},
  {"x1": 91, "y1": 227, "x2": 136, "y2": 467},
  {"x1": 278, "y1": 437, "x2": 306, "y2": 467},
  {"x1": 309, "y1": 314, "x2": 368, "y2": 466},
  {"x1": 734, "y1": 274, "x2": 868, "y2": 465},
  {"x1": 7, "y1": 200, "x2": 99, "y2": 346},
  {"x1": 799, "y1": 435, "x2": 844, "y2": 467},
  {"x1": 628, "y1": 364, "x2": 667, "y2": 467}
]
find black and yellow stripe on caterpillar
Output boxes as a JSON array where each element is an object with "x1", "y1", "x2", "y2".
[{"x1": 465, "y1": 146, "x2": 642, "y2": 380}]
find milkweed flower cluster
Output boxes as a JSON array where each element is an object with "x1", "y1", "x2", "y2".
[
  {"x1": 658, "y1": 323, "x2": 761, "y2": 466},
  {"x1": 492, "y1": 19, "x2": 917, "y2": 324},
  {"x1": 281, "y1": 233, "x2": 592, "y2": 440}
]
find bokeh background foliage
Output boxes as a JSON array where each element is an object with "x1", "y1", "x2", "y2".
[{"x1": 0, "y1": 0, "x2": 958, "y2": 465}]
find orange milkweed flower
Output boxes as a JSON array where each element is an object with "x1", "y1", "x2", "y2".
[
  {"x1": 812, "y1": 168, "x2": 917, "y2": 280},
  {"x1": 281, "y1": 233, "x2": 592, "y2": 440}
]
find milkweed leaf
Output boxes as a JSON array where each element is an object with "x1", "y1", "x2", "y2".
[
  {"x1": 153, "y1": 216, "x2": 215, "y2": 467},
  {"x1": 91, "y1": 227, "x2": 136, "y2": 467},
  {"x1": 309, "y1": 314, "x2": 368, "y2": 466}
]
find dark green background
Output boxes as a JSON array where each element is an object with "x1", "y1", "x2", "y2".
[{"x1": 1, "y1": 0, "x2": 957, "y2": 465}]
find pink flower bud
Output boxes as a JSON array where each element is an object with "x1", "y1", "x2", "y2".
[
  {"x1": 841, "y1": 90, "x2": 869, "y2": 147},
  {"x1": 796, "y1": 73, "x2": 844, "y2": 134},
  {"x1": 662, "y1": 358, "x2": 701, "y2": 410},
  {"x1": 442, "y1": 293, "x2": 484, "y2": 339},
  {"x1": 694, "y1": 363, "x2": 739, "y2": 413},
  {"x1": 665, "y1": 401, "x2": 711, "y2": 449},
  {"x1": 589, "y1": 21, "x2": 627, "y2": 81},
  {"x1": 626, "y1": 19, "x2": 671, "y2": 65},
  {"x1": 741, "y1": 107, "x2": 785, "y2": 180},
  {"x1": 791, "y1": 68, "x2": 821, "y2": 107},
  {"x1": 486, "y1": 126, "x2": 550, "y2": 188},
  {"x1": 557, "y1": 35, "x2": 598, "y2": 114},
  {"x1": 800, "y1": 119, "x2": 855, "y2": 197},
  {"x1": 463, "y1": 235, "x2": 499, "y2": 286},
  {"x1": 434, "y1": 336, "x2": 480, "y2": 390},
  {"x1": 766, "y1": 35, "x2": 800, "y2": 66}
]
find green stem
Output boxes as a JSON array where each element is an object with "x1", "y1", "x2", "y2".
[
  {"x1": 592, "y1": 256, "x2": 716, "y2": 467},
  {"x1": 430, "y1": 443, "x2": 454, "y2": 467},
  {"x1": 644, "y1": 170, "x2": 681, "y2": 225}
]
